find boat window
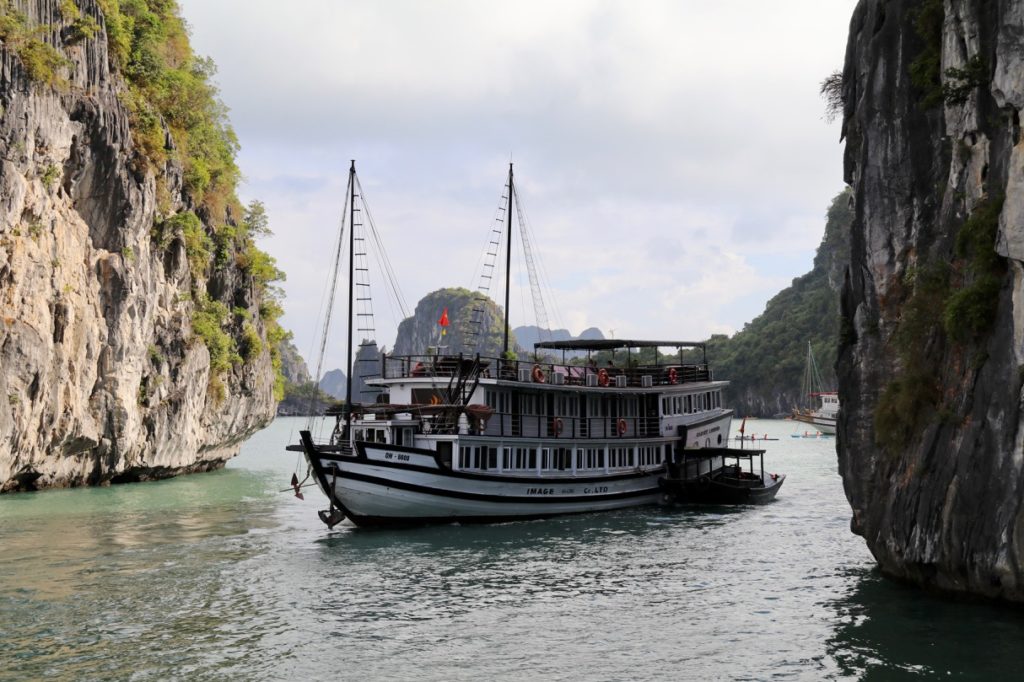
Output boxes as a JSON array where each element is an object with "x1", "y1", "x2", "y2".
[
  {"x1": 685, "y1": 395, "x2": 692, "y2": 414},
  {"x1": 528, "y1": 448, "x2": 537, "y2": 470},
  {"x1": 662, "y1": 397, "x2": 669, "y2": 415},
  {"x1": 503, "y1": 448, "x2": 512, "y2": 470},
  {"x1": 394, "y1": 428, "x2": 403, "y2": 446},
  {"x1": 486, "y1": 390, "x2": 496, "y2": 409},
  {"x1": 541, "y1": 448, "x2": 551, "y2": 470}
]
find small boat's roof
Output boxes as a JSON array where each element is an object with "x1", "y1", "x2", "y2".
[{"x1": 534, "y1": 339, "x2": 705, "y2": 351}]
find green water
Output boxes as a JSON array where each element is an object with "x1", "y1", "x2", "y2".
[{"x1": 2, "y1": 418, "x2": 1023, "y2": 680}]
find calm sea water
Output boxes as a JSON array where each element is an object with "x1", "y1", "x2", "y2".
[{"x1": 2, "y1": 418, "x2": 1023, "y2": 681}]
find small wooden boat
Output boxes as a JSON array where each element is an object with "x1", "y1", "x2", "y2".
[{"x1": 659, "y1": 447, "x2": 784, "y2": 505}]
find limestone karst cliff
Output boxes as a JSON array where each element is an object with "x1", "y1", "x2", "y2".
[
  {"x1": 839, "y1": 0, "x2": 1024, "y2": 599},
  {"x1": 392, "y1": 287, "x2": 513, "y2": 358},
  {"x1": 0, "y1": 0, "x2": 283, "y2": 491}
]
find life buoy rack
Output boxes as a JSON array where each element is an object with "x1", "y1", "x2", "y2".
[
  {"x1": 617, "y1": 418, "x2": 627, "y2": 436},
  {"x1": 532, "y1": 364, "x2": 546, "y2": 383},
  {"x1": 552, "y1": 417, "x2": 564, "y2": 436},
  {"x1": 597, "y1": 368, "x2": 609, "y2": 387},
  {"x1": 668, "y1": 367, "x2": 678, "y2": 384}
]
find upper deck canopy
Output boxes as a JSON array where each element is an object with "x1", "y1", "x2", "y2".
[{"x1": 533, "y1": 339, "x2": 705, "y2": 352}]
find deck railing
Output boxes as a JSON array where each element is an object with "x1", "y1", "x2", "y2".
[{"x1": 382, "y1": 354, "x2": 711, "y2": 387}]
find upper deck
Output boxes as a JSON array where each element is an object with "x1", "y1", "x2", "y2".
[
  {"x1": 379, "y1": 353, "x2": 713, "y2": 390},
  {"x1": 378, "y1": 338, "x2": 715, "y2": 391}
]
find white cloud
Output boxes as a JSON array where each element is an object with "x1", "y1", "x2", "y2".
[{"x1": 178, "y1": 0, "x2": 857, "y2": 372}]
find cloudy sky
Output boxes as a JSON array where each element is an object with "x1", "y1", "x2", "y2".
[{"x1": 177, "y1": 0, "x2": 857, "y2": 372}]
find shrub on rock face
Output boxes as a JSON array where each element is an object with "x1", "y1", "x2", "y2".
[
  {"x1": 0, "y1": 3, "x2": 70, "y2": 87},
  {"x1": 943, "y1": 196, "x2": 1005, "y2": 343},
  {"x1": 191, "y1": 298, "x2": 238, "y2": 374}
]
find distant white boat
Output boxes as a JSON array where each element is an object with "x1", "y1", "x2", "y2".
[{"x1": 791, "y1": 342, "x2": 838, "y2": 435}]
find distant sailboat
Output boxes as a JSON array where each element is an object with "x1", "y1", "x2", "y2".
[{"x1": 791, "y1": 342, "x2": 838, "y2": 435}]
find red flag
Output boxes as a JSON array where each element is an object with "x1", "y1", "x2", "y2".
[
  {"x1": 739, "y1": 416, "x2": 746, "y2": 435},
  {"x1": 438, "y1": 307, "x2": 449, "y2": 336}
]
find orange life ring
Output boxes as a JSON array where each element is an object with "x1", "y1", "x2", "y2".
[
  {"x1": 532, "y1": 364, "x2": 545, "y2": 383},
  {"x1": 668, "y1": 367, "x2": 678, "y2": 384},
  {"x1": 598, "y1": 368, "x2": 609, "y2": 387},
  {"x1": 430, "y1": 394, "x2": 441, "y2": 405},
  {"x1": 617, "y1": 418, "x2": 627, "y2": 436},
  {"x1": 552, "y1": 417, "x2": 564, "y2": 436}
]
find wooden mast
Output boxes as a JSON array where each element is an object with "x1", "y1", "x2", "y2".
[
  {"x1": 344, "y1": 160, "x2": 356, "y2": 438},
  {"x1": 502, "y1": 163, "x2": 513, "y2": 356}
]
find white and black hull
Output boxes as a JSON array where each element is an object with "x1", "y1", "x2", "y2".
[
  {"x1": 792, "y1": 412, "x2": 836, "y2": 434},
  {"x1": 299, "y1": 432, "x2": 666, "y2": 526}
]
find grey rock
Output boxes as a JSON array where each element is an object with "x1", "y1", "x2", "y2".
[
  {"x1": 0, "y1": 0, "x2": 275, "y2": 491},
  {"x1": 839, "y1": 0, "x2": 1024, "y2": 600}
]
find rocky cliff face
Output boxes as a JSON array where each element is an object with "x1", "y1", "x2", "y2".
[
  {"x1": 393, "y1": 287, "x2": 512, "y2": 358},
  {"x1": 278, "y1": 337, "x2": 310, "y2": 385},
  {"x1": 0, "y1": 0, "x2": 277, "y2": 491},
  {"x1": 839, "y1": 0, "x2": 1024, "y2": 600}
]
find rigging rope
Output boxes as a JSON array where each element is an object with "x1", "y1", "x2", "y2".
[{"x1": 307, "y1": 183, "x2": 350, "y2": 429}]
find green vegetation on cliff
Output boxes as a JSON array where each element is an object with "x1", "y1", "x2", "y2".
[
  {"x1": 92, "y1": 0, "x2": 287, "y2": 398},
  {"x1": 1, "y1": 0, "x2": 289, "y2": 402},
  {"x1": 94, "y1": 0, "x2": 239, "y2": 214},
  {"x1": 0, "y1": 2, "x2": 69, "y2": 87},
  {"x1": 874, "y1": 194, "x2": 1008, "y2": 451}
]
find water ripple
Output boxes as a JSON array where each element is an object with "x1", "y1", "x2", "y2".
[{"x1": 3, "y1": 419, "x2": 1024, "y2": 680}]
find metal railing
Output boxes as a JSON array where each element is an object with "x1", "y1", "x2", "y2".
[{"x1": 382, "y1": 353, "x2": 711, "y2": 387}]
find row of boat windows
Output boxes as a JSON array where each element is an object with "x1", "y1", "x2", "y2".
[
  {"x1": 457, "y1": 444, "x2": 668, "y2": 473},
  {"x1": 485, "y1": 390, "x2": 723, "y2": 419},
  {"x1": 662, "y1": 391, "x2": 721, "y2": 416},
  {"x1": 484, "y1": 391, "x2": 641, "y2": 418}
]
